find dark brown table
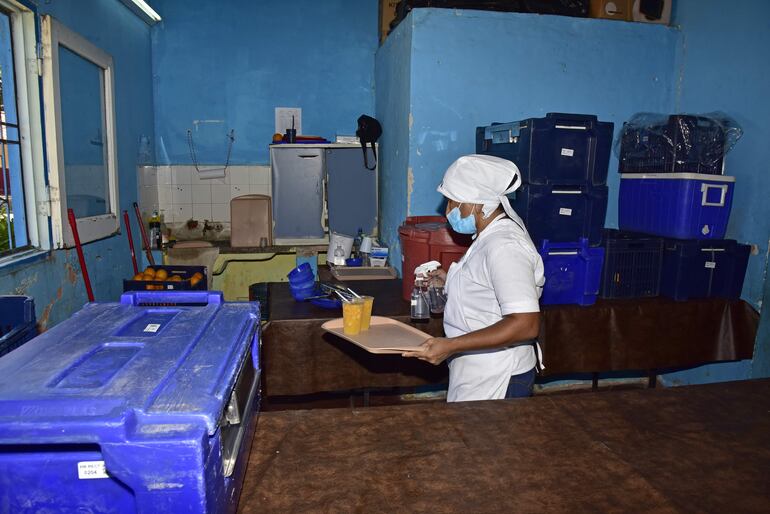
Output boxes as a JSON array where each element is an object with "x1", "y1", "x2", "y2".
[
  {"x1": 237, "y1": 379, "x2": 770, "y2": 513},
  {"x1": 262, "y1": 280, "x2": 758, "y2": 396}
]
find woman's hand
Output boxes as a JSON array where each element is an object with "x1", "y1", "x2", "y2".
[
  {"x1": 402, "y1": 337, "x2": 453, "y2": 365},
  {"x1": 427, "y1": 268, "x2": 447, "y2": 287}
]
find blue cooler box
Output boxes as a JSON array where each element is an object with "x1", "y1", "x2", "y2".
[
  {"x1": 660, "y1": 239, "x2": 750, "y2": 301},
  {"x1": 476, "y1": 113, "x2": 613, "y2": 186},
  {"x1": 619, "y1": 173, "x2": 735, "y2": 239},
  {"x1": 539, "y1": 239, "x2": 605, "y2": 306},
  {"x1": 0, "y1": 291, "x2": 261, "y2": 514},
  {"x1": 513, "y1": 184, "x2": 608, "y2": 246}
]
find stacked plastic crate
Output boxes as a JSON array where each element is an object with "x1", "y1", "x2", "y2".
[
  {"x1": 477, "y1": 113, "x2": 613, "y2": 305},
  {"x1": 616, "y1": 113, "x2": 749, "y2": 301}
]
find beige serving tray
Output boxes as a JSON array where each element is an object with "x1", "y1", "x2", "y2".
[{"x1": 321, "y1": 316, "x2": 431, "y2": 354}]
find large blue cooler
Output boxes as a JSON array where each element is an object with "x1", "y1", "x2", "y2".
[
  {"x1": 660, "y1": 239, "x2": 750, "y2": 301},
  {"x1": 0, "y1": 295, "x2": 36, "y2": 357},
  {"x1": 0, "y1": 291, "x2": 261, "y2": 514},
  {"x1": 539, "y1": 239, "x2": 605, "y2": 306},
  {"x1": 476, "y1": 113, "x2": 613, "y2": 186},
  {"x1": 618, "y1": 173, "x2": 735, "y2": 239},
  {"x1": 513, "y1": 184, "x2": 608, "y2": 246}
]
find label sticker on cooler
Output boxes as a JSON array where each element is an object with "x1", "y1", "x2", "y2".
[
  {"x1": 705, "y1": 261, "x2": 717, "y2": 269},
  {"x1": 78, "y1": 461, "x2": 110, "y2": 480},
  {"x1": 143, "y1": 323, "x2": 161, "y2": 333},
  {"x1": 559, "y1": 208, "x2": 573, "y2": 216},
  {"x1": 560, "y1": 148, "x2": 574, "y2": 157}
]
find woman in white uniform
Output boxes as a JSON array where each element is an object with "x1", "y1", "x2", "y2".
[{"x1": 403, "y1": 154, "x2": 545, "y2": 402}]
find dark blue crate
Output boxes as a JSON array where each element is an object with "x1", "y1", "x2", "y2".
[
  {"x1": 513, "y1": 184, "x2": 607, "y2": 246},
  {"x1": 539, "y1": 239, "x2": 605, "y2": 306},
  {"x1": 0, "y1": 296, "x2": 36, "y2": 358},
  {"x1": 660, "y1": 239, "x2": 750, "y2": 301},
  {"x1": 619, "y1": 115, "x2": 725, "y2": 174},
  {"x1": 599, "y1": 229, "x2": 664, "y2": 299},
  {"x1": 619, "y1": 173, "x2": 734, "y2": 239},
  {"x1": 0, "y1": 291, "x2": 261, "y2": 513},
  {"x1": 123, "y1": 264, "x2": 207, "y2": 291},
  {"x1": 476, "y1": 113, "x2": 613, "y2": 186}
]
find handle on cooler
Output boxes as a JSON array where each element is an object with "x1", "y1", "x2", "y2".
[
  {"x1": 700, "y1": 183, "x2": 728, "y2": 207},
  {"x1": 120, "y1": 291, "x2": 224, "y2": 306},
  {"x1": 540, "y1": 238, "x2": 590, "y2": 255},
  {"x1": 546, "y1": 112, "x2": 598, "y2": 128}
]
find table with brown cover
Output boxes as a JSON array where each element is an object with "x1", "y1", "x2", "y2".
[
  {"x1": 262, "y1": 280, "x2": 758, "y2": 396},
  {"x1": 237, "y1": 379, "x2": 770, "y2": 513}
]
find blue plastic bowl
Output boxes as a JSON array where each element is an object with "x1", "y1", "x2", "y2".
[
  {"x1": 287, "y1": 263, "x2": 313, "y2": 283},
  {"x1": 289, "y1": 282, "x2": 315, "y2": 295},
  {"x1": 290, "y1": 285, "x2": 317, "y2": 301}
]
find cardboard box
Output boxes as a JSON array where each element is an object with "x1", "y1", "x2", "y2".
[
  {"x1": 589, "y1": 0, "x2": 632, "y2": 21},
  {"x1": 379, "y1": 0, "x2": 400, "y2": 44}
]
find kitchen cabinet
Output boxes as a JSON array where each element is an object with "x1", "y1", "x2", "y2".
[{"x1": 270, "y1": 144, "x2": 377, "y2": 244}]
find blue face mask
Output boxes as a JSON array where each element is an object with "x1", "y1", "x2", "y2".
[{"x1": 447, "y1": 205, "x2": 477, "y2": 234}]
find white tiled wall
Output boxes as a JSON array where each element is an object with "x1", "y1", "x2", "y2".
[{"x1": 137, "y1": 165, "x2": 271, "y2": 226}]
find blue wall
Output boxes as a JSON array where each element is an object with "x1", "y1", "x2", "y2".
[
  {"x1": 151, "y1": 0, "x2": 378, "y2": 165},
  {"x1": 0, "y1": 0, "x2": 155, "y2": 329},
  {"x1": 377, "y1": 9, "x2": 679, "y2": 270},
  {"x1": 659, "y1": 0, "x2": 770, "y2": 385}
]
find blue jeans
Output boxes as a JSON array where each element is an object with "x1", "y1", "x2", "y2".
[{"x1": 505, "y1": 367, "x2": 536, "y2": 399}]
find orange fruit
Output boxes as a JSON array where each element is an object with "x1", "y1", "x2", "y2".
[
  {"x1": 143, "y1": 267, "x2": 156, "y2": 277},
  {"x1": 133, "y1": 273, "x2": 144, "y2": 281},
  {"x1": 190, "y1": 276, "x2": 202, "y2": 287},
  {"x1": 192, "y1": 272, "x2": 204, "y2": 281},
  {"x1": 155, "y1": 269, "x2": 168, "y2": 280},
  {"x1": 169, "y1": 275, "x2": 182, "y2": 282}
]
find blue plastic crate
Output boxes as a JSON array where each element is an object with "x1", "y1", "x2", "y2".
[
  {"x1": 619, "y1": 115, "x2": 725, "y2": 174},
  {"x1": 539, "y1": 239, "x2": 605, "y2": 306},
  {"x1": 476, "y1": 113, "x2": 613, "y2": 186},
  {"x1": 660, "y1": 239, "x2": 750, "y2": 301},
  {"x1": 619, "y1": 173, "x2": 735, "y2": 239},
  {"x1": 513, "y1": 184, "x2": 607, "y2": 246},
  {"x1": 0, "y1": 291, "x2": 261, "y2": 514},
  {"x1": 599, "y1": 229, "x2": 664, "y2": 299},
  {"x1": 0, "y1": 296, "x2": 36, "y2": 357}
]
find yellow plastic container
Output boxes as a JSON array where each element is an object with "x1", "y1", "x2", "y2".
[
  {"x1": 342, "y1": 299, "x2": 365, "y2": 335},
  {"x1": 360, "y1": 296, "x2": 374, "y2": 330}
]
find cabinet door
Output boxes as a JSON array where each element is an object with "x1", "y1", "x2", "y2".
[
  {"x1": 271, "y1": 147, "x2": 325, "y2": 241},
  {"x1": 325, "y1": 148, "x2": 377, "y2": 237}
]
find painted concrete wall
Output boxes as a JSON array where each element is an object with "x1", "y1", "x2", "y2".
[
  {"x1": 377, "y1": 9, "x2": 679, "y2": 270},
  {"x1": 659, "y1": 0, "x2": 770, "y2": 385},
  {"x1": 0, "y1": 0, "x2": 154, "y2": 329},
  {"x1": 151, "y1": 0, "x2": 378, "y2": 165}
]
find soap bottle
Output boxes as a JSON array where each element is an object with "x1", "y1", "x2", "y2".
[{"x1": 333, "y1": 244, "x2": 346, "y2": 266}]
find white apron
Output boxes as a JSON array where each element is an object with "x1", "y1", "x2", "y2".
[{"x1": 444, "y1": 233, "x2": 524, "y2": 403}]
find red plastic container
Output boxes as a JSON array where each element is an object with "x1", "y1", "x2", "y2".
[{"x1": 398, "y1": 216, "x2": 472, "y2": 301}]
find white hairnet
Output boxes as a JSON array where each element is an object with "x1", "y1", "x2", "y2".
[{"x1": 437, "y1": 154, "x2": 523, "y2": 223}]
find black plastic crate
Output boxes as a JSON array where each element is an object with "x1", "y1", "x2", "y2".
[
  {"x1": 599, "y1": 230, "x2": 664, "y2": 299},
  {"x1": 477, "y1": 113, "x2": 613, "y2": 186},
  {"x1": 248, "y1": 283, "x2": 269, "y2": 322},
  {"x1": 123, "y1": 265, "x2": 207, "y2": 292},
  {"x1": 512, "y1": 184, "x2": 607, "y2": 246},
  {"x1": 619, "y1": 115, "x2": 726, "y2": 174},
  {"x1": 660, "y1": 239, "x2": 750, "y2": 301}
]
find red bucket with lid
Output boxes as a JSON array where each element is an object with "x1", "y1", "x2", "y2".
[{"x1": 398, "y1": 216, "x2": 472, "y2": 301}]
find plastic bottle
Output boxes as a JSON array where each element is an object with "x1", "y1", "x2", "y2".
[
  {"x1": 149, "y1": 211, "x2": 162, "y2": 250},
  {"x1": 333, "y1": 244, "x2": 346, "y2": 266},
  {"x1": 410, "y1": 278, "x2": 430, "y2": 322}
]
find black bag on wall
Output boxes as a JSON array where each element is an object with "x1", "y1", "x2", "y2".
[{"x1": 356, "y1": 115, "x2": 382, "y2": 170}]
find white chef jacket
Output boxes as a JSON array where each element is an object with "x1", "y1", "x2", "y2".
[{"x1": 444, "y1": 214, "x2": 544, "y2": 402}]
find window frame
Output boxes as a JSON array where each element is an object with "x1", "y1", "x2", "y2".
[
  {"x1": 0, "y1": 0, "x2": 48, "y2": 265},
  {"x1": 41, "y1": 14, "x2": 119, "y2": 248}
]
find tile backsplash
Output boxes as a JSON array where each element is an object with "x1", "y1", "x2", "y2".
[{"x1": 137, "y1": 165, "x2": 271, "y2": 240}]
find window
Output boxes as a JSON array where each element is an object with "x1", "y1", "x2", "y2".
[
  {"x1": 42, "y1": 15, "x2": 119, "y2": 247},
  {"x1": 0, "y1": 1, "x2": 46, "y2": 260}
]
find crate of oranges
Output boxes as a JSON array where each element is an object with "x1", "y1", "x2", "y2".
[{"x1": 123, "y1": 265, "x2": 207, "y2": 291}]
